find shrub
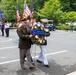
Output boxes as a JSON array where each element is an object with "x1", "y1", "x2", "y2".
[
  {"x1": 56, "y1": 24, "x2": 69, "y2": 30},
  {"x1": 73, "y1": 26, "x2": 76, "y2": 31}
]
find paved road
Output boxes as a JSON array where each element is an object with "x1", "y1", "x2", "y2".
[{"x1": 0, "y1": 29, "x2": 76, "y2": 75}]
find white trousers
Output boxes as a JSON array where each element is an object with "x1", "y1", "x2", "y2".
[{"x1": 37, "y1": 45, "x2": 48, "y2": 65}]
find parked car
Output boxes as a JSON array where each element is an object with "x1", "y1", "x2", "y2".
[{"x1": 45, "y1": 23, "x2": 55, "y2": 31}]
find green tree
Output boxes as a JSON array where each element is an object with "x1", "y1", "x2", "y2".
[
  {"x1": 39, "y1": 0, "x2": 63, "y2": 24},
  {"x1": 0, "y1": 0, "x2": 52, "y2": 22},
  {"x1": 0, "y1": 0, "x2": 24, "y2": 22},
  {"x1": 0, "y1": 0, "x2": 15, "y2": 21},
  {"x1": 60, "y1": 11, "x2": 76, "y2": 23},
  {"x1": 60, "y1": 0, "x2": 76, "y2": 12}
]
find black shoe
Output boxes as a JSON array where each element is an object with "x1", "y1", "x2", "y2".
[
  {"x1": 32, "y1": 62, "x2": 35, "y2": 66},
  {"x1": 29, "y1": 66, "x2": 35, "y2": 70},
  {"x1": 37, "y1": 60, "x2": 42, "y2": 63},
  {"x1": 21, "y1": 65, "x2": 26, "y2": 70},
  {"x1": 24, "y1": 59, "x2": 26, "y2": 62},
  {"x1": 44, "y1": 65, "x2": 50, "y2": 68}
]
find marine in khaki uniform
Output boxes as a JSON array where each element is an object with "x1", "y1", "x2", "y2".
[{"x1": 17, "y1": 18, "x2": 35, "y2": 70}]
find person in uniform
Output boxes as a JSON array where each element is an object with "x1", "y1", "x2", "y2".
[
  {"x1": 37, "y1": 19, "x2": 50, "y2": 68},
  {"x1": 17, "y1": 18, "x2": 35, "y2": 70}
]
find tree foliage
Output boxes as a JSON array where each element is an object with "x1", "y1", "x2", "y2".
[
  {"x1": 60, "y1": 0, "x2": 76, "y2": 12},
  {"x1": 0, "y1": 0, "x2": 76, "y2": 23},
  {"x1": 39, "y1": 0, "x2": 63, "y2": 24},
  {"x1": 60, "y1": 11, "x2": 76, "y2": 23},
  {"x1": 0, "y1": 0, "x2": 25, "y2": 22},
  {"x1": 0, "y1": 0, "x2": 49, "y2": 22}
]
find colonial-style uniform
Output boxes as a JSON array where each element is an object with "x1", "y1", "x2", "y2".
[{"x1": 17, "y1": 24, "x2": 35, "y2": 70}]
